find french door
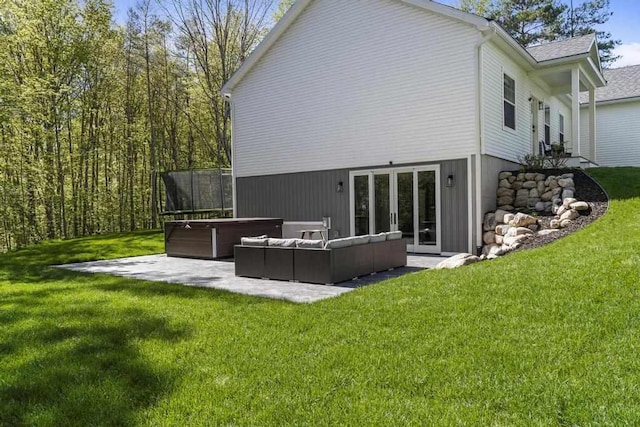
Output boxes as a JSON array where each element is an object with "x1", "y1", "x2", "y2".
[{"x1": 350, "y1": 166, "x2": 441, "y2": 253}]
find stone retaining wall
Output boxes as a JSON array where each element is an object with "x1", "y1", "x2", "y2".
[{"x1": 482, "y1": 170, "x2": 590, "y2": 259}]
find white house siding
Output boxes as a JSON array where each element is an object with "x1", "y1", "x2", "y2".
[
  {"x1": 481, "y1": 42, "x2": 571, "y2": 161},
  {"x1": 231, "y1": 0, "x2": 480, "y2": 178},
  {"x1": 580, "y1": 101, "x2": 640, "y2": 166}
]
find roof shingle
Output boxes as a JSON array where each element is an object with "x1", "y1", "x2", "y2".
[
  {"x1": 526, "y1": 34, "x2": 595, "y2": 62},
  {"x1": 580, "y1": 64, "x2": 640, "y2": 103}
]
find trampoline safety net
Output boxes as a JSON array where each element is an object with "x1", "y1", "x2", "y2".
[{"x1": 161, "y1": 169, "x2": 233, "y2": 214}]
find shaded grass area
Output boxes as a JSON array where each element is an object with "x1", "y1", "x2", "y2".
[{"x1": 1, "y1": 170, "x2": 640, "y2": 424}]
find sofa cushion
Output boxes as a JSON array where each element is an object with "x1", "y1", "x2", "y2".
[
  {"x1": 296, "y1": 239, "x2": 324, "y2": 249},
  {"x1": 386, "y1": 231, "x2": 403, "y2": 241},
  {"x1": 241, "y1": 237, "x2": 269, "y2": 246},
  {"x1": 324, "y1": 237, "x2": 353, "y2": 249},
  {"x1": 368, "y1": 233, "x2": 387, "y2": 243},
  {"x1": 268, "y1": 238, "x2": 298, "y2": 247},
  {"x1": 348, "y1": 235, "x2": 370, "y2": 245}
]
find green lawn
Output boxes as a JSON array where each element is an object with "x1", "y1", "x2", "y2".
[{"x1": 1, "y1": 168, "x2": 639, "y2": 425}]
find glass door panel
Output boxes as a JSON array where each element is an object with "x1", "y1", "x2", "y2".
[
  {"x1": 351, "y1": 166, "x2": 440, "y2": 253},
  {"x1": 353, "y1": 175, "x2": 370, "y2": 236},
  {"x1": 418, "y1": 170, "x2": 437, "y2": 246},
  {"x1": 395, "y1": 171, "x2": 415, "y2": 246},
  {"x1": 374, "y1": 174, "x2": 391, "y2": 233}
]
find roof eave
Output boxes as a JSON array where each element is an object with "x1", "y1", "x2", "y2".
[
  {"x1": 534, "y1": 52, "x2": 590, "y2": 65},
  {"x1": 401, "y1": 0, "x2": 490, "y2": 30},
  {"x1": 581, "y1": 96, "x2": 640, "y2": 106},
  {"x1": 487, "y1": 22, "x2": 538, "y2": 68}
]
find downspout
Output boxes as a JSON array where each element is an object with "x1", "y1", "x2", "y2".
[{"x1": 474, "y1": 29, "x2": 494, "y2": 253}]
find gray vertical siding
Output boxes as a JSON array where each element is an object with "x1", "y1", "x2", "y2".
[
  {"x1": 481, "y1": 154, "x2": 520, "y2": 216},
  {"x1": 236, "y1": 158, "x2": 469, "y2": 253},
  {"x1": 237, "y1": 169, "x2": 351, "y2": 238},
  {"x1": 439, "y1": 159, "x2": 468, "y2": 253}
]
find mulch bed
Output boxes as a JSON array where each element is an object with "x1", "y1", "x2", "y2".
[{"x1": 507, "y1": 168, "x2": 609, "y2": 253}]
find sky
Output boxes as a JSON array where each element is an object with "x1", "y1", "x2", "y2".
[{"x1": 112, "y1": 0, "x2": 640, "y2": 67}]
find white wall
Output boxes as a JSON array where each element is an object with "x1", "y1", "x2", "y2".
[
  {"x1": 481, "y1": 42, "x2": 571, "y2": 161},
  {"x1": 232, "y1": 0, "x2": 480, "y2": 178},
  {"x1": 581, "y1": 101, "x2": 640, "y2": 166}
]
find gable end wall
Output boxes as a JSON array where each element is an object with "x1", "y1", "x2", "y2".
[{"x1": 232, "y1": 0, "x2": 480, "y2": 178}]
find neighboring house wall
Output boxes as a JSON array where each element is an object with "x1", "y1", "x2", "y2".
[
  {"x1": 231, "y1": 0, "x2": 480, "y2": 178},
  {"x1": 481, "y1": 42, "x2": 572, "y2": 160},
  {"x1": 580, "y1": 101, "x2": 640, "y2": 166}
]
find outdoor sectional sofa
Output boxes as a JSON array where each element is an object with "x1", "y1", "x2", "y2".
[{"x1": 234, "y1": 232, "x2": 407, "y2": 285}]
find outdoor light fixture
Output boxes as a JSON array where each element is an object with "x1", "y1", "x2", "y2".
[
  {"x1": 336, "y1": 181, "x2": 344, "y2": 193},
  {"x1": 538, "y1": 101, "x2": 545, "y2": 110},
  {"x1": 446, "y1": 175, "x2": 454, "y2": 187}
]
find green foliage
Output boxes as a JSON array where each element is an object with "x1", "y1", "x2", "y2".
[
  {"x1": 0, "y1": 168, "x2": 639, "y2": 424},
  {"x1": 273, "y1": 0, "x2": 296, "y2": 22},
  {"x1": 562, "y1": 0, "x2": 621, "y2": 66},
  {"x1": 460, "y1": 0, "x2": 618, "y2": 65},
  {"x1": 518, "y1": 153, "x2": 546, "y2": 170},
  {"x1": 490, "y1": 0, "x2": 566, "y2": 46},
  {"x1": 0, "y1": 0, "x2": 269, "y2": 252},
  {"x1": 459, "y1": 0, "x2": 495, "y2": 16}
]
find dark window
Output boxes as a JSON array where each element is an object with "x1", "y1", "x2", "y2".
[
  {"x1": 559, "y1": 113, "x2": 565, "y2": 143},
  {"x1": 544, "y1": 105, "x2": 551, "y2": 146},
  {"x1": 503, "y1": 74, "x2": 516, "y2": 130}
]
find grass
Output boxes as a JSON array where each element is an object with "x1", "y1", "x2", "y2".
[{"x1": 1, "y1": 168, "x2": 639, "y2": 425}]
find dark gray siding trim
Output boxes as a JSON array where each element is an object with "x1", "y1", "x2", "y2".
[
  {"x1": 236, "y1": 158, "x2": 469, "y2": 253},
  {"x1": 439, "y1": 159, "x2": 468, "y2": 253},
  {"x1": 236, "y1": 169, "x2": 351, "y2": 239}
]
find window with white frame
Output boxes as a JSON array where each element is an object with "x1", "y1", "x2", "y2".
[
  {"x1": 559, "y1": 113, "x2": 565, "y2": 144},
  {"x1": 544, "y1": 105, "x2": 551, "y2": 146},
  {"x1": 503, "y1": 73, "x2": 516, "y2": 130}
]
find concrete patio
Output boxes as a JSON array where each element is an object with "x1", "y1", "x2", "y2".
[{"x1": 57, "y1": 254, "x2": 446, "y2": 303}]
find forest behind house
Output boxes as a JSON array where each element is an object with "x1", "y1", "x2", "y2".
[{"x1": 0, "y1": 0, "x2": 274, "y2": 251}]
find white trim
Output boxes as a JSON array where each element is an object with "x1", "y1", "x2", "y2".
[
  {"x1": 502, "y1": 70, "x2": 517, "y2": 132},
  {"x1": 349, "y1": 165, "x2": 442, "y2": 254},
  {"x1": 467, "y1": 155, "x2": 473, "y2": 254},
  {"x1": 589, "y1": 88, "x2": 596, "y2": 162},
  {"x1": 474, "y1": 153, "x2": 483, "y2": 251},
  {"x1": 582, "y1": 96, "x2": 640, "y2": 107},
  {"x1": 487, "y1": 22, "x2": 537, "y2": 68},
  {"x1": 544, "y1": 103, "x2": 551, "y2": 146},
  {"x1": 230, "y1": 99, "x2": 237, "y2": 217},
  {"x1": 476, "y1": 37, "x2": 488, "y2": 155},
  {"x1": 571, "y1": 67, "x2": 581, "y2": 156}
]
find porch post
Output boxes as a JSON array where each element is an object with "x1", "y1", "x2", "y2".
[
  {"x1": 571, "y1": 67, "x2": 581, "y2": 156},
  {"x1": 589, "y1": 87, "x2": 597, "y2": 162}
]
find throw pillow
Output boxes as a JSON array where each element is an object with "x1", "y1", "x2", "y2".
[
  {"x1": 386, "y1": 231, "x2": 403, "y2": 241},
  {"x1": 296, "y1": 239, "x2": 324, "y2": 249},
  {"x1": 268, "y1": 238, "x2": 298, "y2": 247},
  {"x1": 369, "y1": 233, "x2": 386, "y2": 243},
  {"x1": 241, "y1": 237, "x2": 268, "y2": 246}
]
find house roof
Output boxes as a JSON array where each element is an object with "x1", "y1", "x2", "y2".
[
  {"x1": 526, "y1": 34, "x2": 595, "y2": 62},
  {"x1": 580, "y1": 64, "x2": 640, "y2": 104}
]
